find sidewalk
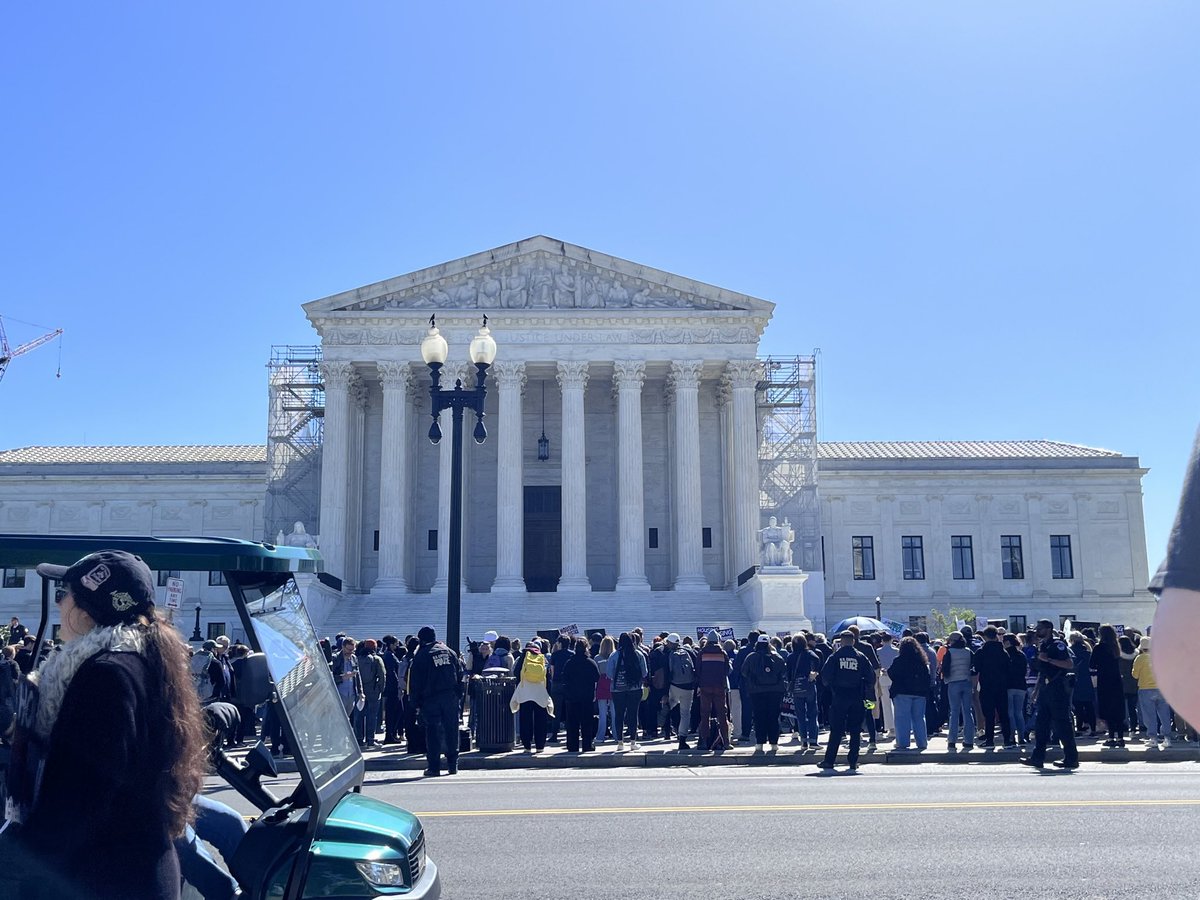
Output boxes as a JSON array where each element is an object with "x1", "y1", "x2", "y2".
[{"x1": 263, "y1": 732, "x2": 1200, "y2": 773}]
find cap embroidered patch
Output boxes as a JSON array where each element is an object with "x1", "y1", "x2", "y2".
[
  {"x1": 81, "y1": 564, "x2": 112, "y2": 592},
  {"x1": 110, "y1": 591, "x2": 136, "y2": 612}
]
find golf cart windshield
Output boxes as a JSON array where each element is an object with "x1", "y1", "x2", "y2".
[{"x1": 238, "y1": 575, "x2": 360, "y2": 790}]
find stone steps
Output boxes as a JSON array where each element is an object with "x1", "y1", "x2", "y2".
[{"x1": 311, "y1": 589, "x2": 759, "y2": 644}]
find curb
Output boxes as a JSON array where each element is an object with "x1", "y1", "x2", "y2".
[{"x1": 265, "y1": 745, "x2": 1200, "y2": 774}]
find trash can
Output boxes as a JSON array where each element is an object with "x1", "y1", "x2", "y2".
[{"x1": 473, "y1": 670, "x2": 516, "y2": 752}]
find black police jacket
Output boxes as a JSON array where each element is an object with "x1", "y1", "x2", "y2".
[
  {"x1": 408, "y1": 641, "x2": 464, "y2": 703},
  {"x1": 820, "y1": 645, "x2": 874, "y2": 697}
]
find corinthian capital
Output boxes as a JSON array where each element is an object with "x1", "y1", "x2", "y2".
[
  {"x1": 377, "y1": 361, "x2": 412, "y2": 391},
  {"x1": 723, "y1": 359, "x2": 762, "y2": 390},
  {"x1": 320, "y1": 361, "x2": 355, "y2": 390},
  {"x1": 348, "y1": 373, "x2": 369, "y2": 409},
  {"x1": 612, "y1": 360, "x2": 646, "y2": 392},
  {"x1": 668, "y1": 360, "x2": 704, "y2": 391},
  {"x1": 491, "y1": 360, "x2": 527, "y2": 392},
  {"x1": 556, "y1": 360, "x2": 590, "y2": 391}
]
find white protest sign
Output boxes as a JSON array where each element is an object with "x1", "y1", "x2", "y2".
[
  {"x1": 696, "y1": 626, "x2": 736, "y2": 642},
  {"x1": 975, "y1": 617, "x2": 988, "y2": 633},
  {"x1": 165, "y1": 577, "x2": 184, "y2": 611},
  {"x1": 559, "y1": 623, "x2": 579, "y2": 637}
]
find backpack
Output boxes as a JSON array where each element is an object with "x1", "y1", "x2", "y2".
[
  {"x1": 521, "y1": 651, "x2": 547, "y2": 685},
  {"x1": 757, "y1": 653, "x2": 784, "y2": 688},
  {"x1": 670, "y1": 648, "x2": 695, "y2": 685}
]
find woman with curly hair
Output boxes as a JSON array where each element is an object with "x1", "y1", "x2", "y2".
[{"x1": 3, "y1": 550, "x2": 207, "y2": 899}]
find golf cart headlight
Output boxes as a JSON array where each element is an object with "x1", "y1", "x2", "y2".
[{"x1": 355, "y1": 860, "x2": 405, "y2": 886}]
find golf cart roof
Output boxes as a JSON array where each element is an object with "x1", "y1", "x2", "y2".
[{"x1": 0, "y1": 534, "x2": 321, "y2": 573}]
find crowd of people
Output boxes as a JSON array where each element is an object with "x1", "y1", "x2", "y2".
[{"x1": 293, "y1": 617, "x2": 1190, "y2": 777}]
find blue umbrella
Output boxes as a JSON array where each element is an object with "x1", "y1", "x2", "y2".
[{"x1": 831, "y1": 616, "x2": 887, "y2": 634}]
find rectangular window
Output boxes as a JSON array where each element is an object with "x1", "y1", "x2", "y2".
[
  {"x1": 951, "y1": 535, "x2": 974, "y2": 580},
  {"x1": 1008, "y1": 615, "x2": 1027, "y2": 633},
  {"x1": 373, "y1": 530, "x2": 380, "y2": 552},
  {"x1": 702, "y1": 527, "x2": 713, "y2": 549},
  {"x1": 208, "y1": 571, "x2": 227, "y2": 586},
  {"x1": 852, "y1": 536, "x2": 875, "y2": 581},
  {"x1": 648, "y1": 528, "x2": 659, "y2": 549},
  {"x1": 1051, "y1": 535, "x2": 1073, "y2": 579},
  {"x1": 206, "y1": 623, "x2": 226, "y2": 641},
  {"x1": 901, "y1": 536, "x2": 924, "y2": 580},
  {"x1": 2, "y1": 568, "x2": 26, "y2": 589},
  {"x1": 157, "y1": 569, "x2": 181, "y2": 587},
  {"x1": 428, "y1": 530, "x2": 438, "y2": 552},
  {"x1": 51, "y1": 624, "x2": 62, "y2": 642},
  {"x1": 908, "y1": 615, "x2": 928, "y2": 633},
  {"x1": 1001, "y1": 535, "x2": 1024, "y2": 580}
]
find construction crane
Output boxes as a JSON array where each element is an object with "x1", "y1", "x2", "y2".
[{"x1": 0, "y1": 316, "x2": 63, "y2": 384}]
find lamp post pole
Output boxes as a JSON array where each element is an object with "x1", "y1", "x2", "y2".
[
  {"x1": 422, "y1": 315, "x2": 496, "y2": 654},
  {"x1": 190, "y1": 604, "x2": 203, "y2": 642},
  {"x1": 875, "y1": 596, "x2": 882, "y2": 621}
]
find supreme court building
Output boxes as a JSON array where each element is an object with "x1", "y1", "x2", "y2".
[{"x1": 0, "y1": 237, "x2": 1157, "y2": 641}]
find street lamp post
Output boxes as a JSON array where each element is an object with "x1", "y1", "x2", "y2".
[
  {"x1": 420, "y1": 314, "x2": 497, "y2": 653},
  {"x1": 190, "y1": 603, "x2": 203, "y2": 642},
  {"x1": 875, "y1": 596, "x2": 882, "y2": 621}
]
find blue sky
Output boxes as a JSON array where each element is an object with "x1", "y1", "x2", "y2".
[{"x1": 1, "y1": 3, "x2": 1196, "y2": 569}]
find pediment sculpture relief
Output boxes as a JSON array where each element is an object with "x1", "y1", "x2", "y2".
[{"x1": 340, "y1": 253, "x2": 734, "y2": 312}]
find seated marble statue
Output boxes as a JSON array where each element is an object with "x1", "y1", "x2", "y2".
[
  {"x1": 279, "y1": 521, "x2": 319, "y2": 549},
  {"x1": 758, "y1": 516, "x2": 795, "y2": 567}
]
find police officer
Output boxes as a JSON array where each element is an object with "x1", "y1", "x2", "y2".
[
  {"x1": 818, "y1": 631, "x2": 874, "y2": 772},
  {"x1": 1022, "y1": 618, "x2": 1079, "y2": 771},
  {"x1": 407, "y1": 626, "x2": 465, "y2": 777}
]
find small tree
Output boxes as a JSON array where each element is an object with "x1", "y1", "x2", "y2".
[{"x1": 929, "y1": 606, "x2": 976, "y2": 639}]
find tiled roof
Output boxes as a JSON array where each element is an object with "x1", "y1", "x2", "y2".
[
  {"x1": 0, "y1": 445, "x2": 268, "y2": 465},
  {"x1": 817, "y1": 441, "x2": 1123, "y2": 460}
]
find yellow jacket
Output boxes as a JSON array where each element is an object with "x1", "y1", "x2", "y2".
[{"x1": 1131, "y1": 651, "x2": 1157, "y2": 690}]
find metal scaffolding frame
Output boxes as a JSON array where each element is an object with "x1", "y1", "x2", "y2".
[
  {"x1": 265, "y1": 345, "x2": 324, "y2": 542},
  {"x1": 757, "y1": 355, "x2": 820, "y2": 571}
]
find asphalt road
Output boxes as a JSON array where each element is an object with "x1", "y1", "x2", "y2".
[{"x1": 206, "y1": 761, "x2": 1200, "y2": 899}]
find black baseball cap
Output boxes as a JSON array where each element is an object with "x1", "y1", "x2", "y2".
[{"x1": 37, "y1": 549, "x2": 156, "y2": 627}]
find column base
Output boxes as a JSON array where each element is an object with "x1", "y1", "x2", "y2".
[
  {"x1": 430, "y1": 578, "x2": 469, "y2": 595},
  {"x1": 371, "y1": 576, "x2": 410, "y2": 593},
  {"x1": 673, "y1": 575, "x2": 711, "y2": 591},
  {"x1": 490, "y1": 576, "x2": 527, "y2": 593},
  {"x1": 615, "y1": 575, "x2": 651, "y2": 591},
  {"x1": 557, "y1": 575, "x2": 592, "y2": 591}
]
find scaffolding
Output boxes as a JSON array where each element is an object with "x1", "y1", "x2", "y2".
[
  {"x1": 757, "y1": 355, "x2": 820, "y2": 571},
  {"x1": 265, "y1": 345, "x2": 325, "y2": 542}
]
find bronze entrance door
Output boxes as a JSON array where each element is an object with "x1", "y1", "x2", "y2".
[{"x1": 523, "y1": 485, "x2": 562, "y2": 593}]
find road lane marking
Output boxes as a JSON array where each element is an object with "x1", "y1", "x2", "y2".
[{"x1": 413, "y1": 798, "x2": 1200, "y2": 818}]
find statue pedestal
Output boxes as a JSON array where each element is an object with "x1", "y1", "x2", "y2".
[{"x1": 736, "y1": 569, "x2": 812, "y2": 635}]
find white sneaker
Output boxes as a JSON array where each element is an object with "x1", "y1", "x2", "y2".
[
  {"x1": 793, "y1": 733, "x2": 802, "y2": 744},
  {"x1": 617, "y1": 741, "x2": 626, "y2": 751},
  {"x1": 1163, "y1": 738, "x2": 1174, "y2": 749},
  {"x1": 631, "y1": 741, "x2": 640, "y2": 751},
  {"x1": 769, "y1": 743, "x2": 778, "y2": 753},
  {"x1": 868, "y1": 742, "x2": 877, "y2": 752},
  {"x1": 755, "y1": 743, "x2": 764, "y2": 752}
]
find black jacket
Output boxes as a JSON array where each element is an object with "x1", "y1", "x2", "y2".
[
  {"x1": 407, "y1": 641, "x2": 464, "y2": 703},
  {"x1": 820, "y1": 645, "x2": 874, "y2": 697},
  {"x1": 974, "y1": 641, "x2": 1009, "y2": 689},
  {"x1": 560, "y1": 655, "x2": 600, "y2": 702},
  {"x1": 1005, "y1": 646, "x2": 1028, "y2": 690},
  {"x1": 887, "y1": 653, "x2": 932, "y2": 697},
  {"x1": 13, "y1": 651, "x2": 181, "y2": 900},
  {"x1": 741, "y1": 647, "x2": 787, "y2": 695}
]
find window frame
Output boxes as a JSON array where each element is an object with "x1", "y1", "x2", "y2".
[
  {"x1": 852, "y1": 536, "x2": 875, "y2": 581},
  {"x1": 156, "y1": 569, "x2": 182, "y2": 587},
  {"x1": 1050, "y1": 535, "x2": 1074, "y2": 579},
  {"x1": 951, "y1": 535, "x2": 975, "y2": 580},
  {"x1": 208, "y1": 571, "x2": 228, "y2": 587},
  {"x1": 1001, "y1": 535, "x2": 1024, "y2": 580},
  {"x1": 2, "y1": 568, "x2": 26, "y2": 589},
  {"x1": 206, "y1": 622, "x2": 226, "y2": 641},
  {"x1": 901, "y1": 535, "x2": 925, "y2": 581}
]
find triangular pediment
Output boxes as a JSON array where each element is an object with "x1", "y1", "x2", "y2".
[{"x1": 303, "y1": 236, "x2": 775, "y2": 317}]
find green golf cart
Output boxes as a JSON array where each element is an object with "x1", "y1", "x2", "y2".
[{"x1": 0, "y1": 534, "x2": 440, "y2": 900}]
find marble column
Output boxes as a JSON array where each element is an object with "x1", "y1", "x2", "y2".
[
  {"x1": 670, "y1": 360, "x2": 707, "y2": 590},
  {"x1": 557, "y1": 360, "x2": 591, "y2": 591},
  {"x1": 725, "y1": 359, "x2": 762, "y2": 582},
  {"x1": 318, "y1": 361, "x2": 354, "y2": 585},
  {"x1": 432, "y1": 364, "x2": 472, "y2": 594},
  {"x1": 343, "y1": 373, "x2": 368, "y2": 591},
  {"x1": 614, "y1": 360, "x2": 650, "y2": 591},
  {"x1": 375, "y1": 362, "x2": 411, "y2": 592},
  {"x1": 491, "y1": 361, "x2": 526, "y2": 592}
]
